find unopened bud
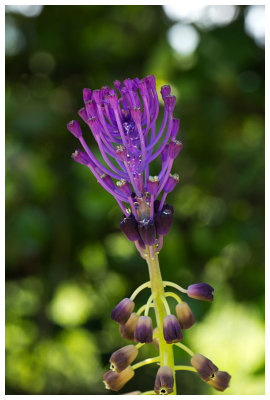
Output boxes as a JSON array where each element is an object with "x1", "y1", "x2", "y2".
[
  {"x1": 164, "y1": 95, "x2": 176, "y2": 112},
  {"x1": 101, "y1": 174, "x2": 115, "y2": 191},
  {"x1": 116, "y1": 179, "x2": 132, "y2": 197},
  {"x1": 163, "y1": 315, "x2": 183, "y2": 344},
  {"x1": 161, "y1": 85, "x2": 171, "y2": 99},
  {"x1": 110, "y1": 345, "x2": 138, "y2": 372},
  {"x1": 155, "y1": 208, "x2": 174, "y2": 236},
  {"x1": 147, "y1": 176, "x2": 159, "y2": 196},
  {"x1": 138, "y1": 219, "x2": 156, "y2": 246},
  {"x1": 187, "y1": 283, "x2": 214, "y2": 302},
  {"x1": 120, "y1": 312, "x2": 139, "y2": 341},
  {"x1": 83, "y1": 88, "x2": 92, "y2": 103},
  {"x1": 67, "y1": 120, "x2": 82, "y2": 138},
  {"x1": 134, "y1": 316, "x2": 153, "y2": 343},
  {"x1": 163, "y1": 173, "x2": 179, "y2": 193},
  {"x1": 111, "y1": 298, "x2": 135, "y2": 325},
  {"x1": 168, "y1": 139, "x2": 183, "y2": 159},
  {"x1": 120, "y1": 214, "x2": 140, "y2": 242},
  {"x1": 78, "y1": 107, "x2": 88, "y2": 123},
  {"x1": 175, "y1": 302, "x2": 195, "y2": 330}
]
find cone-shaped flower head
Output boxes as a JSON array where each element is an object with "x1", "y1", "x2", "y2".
[
  {"x1": 67, "y1": 75, "x2": 182, "y2": 254},
  {"x1": 134, "y1": 315, "x2": 153, "y2": 343},
  {"x1": 110, "y1": 345, "x2": 138, "y2": 372},
  {"x1": 111, "y1": 298, "x2": 135, "y2": 324},
  {"x1": 120, "y1": 312, "x2": 139, "y2": 341},
  {"x1": 191, "y1": 353, "x2": 218, "y2": 381},
  {"x1": 175, "y1": 302, "x2": 196, "y2": 329},
  {"x1": 208, "y1": 371, "x2": 231, "y2": 391},
  {"x1": 187, "y1": 283, "x2": 214, "y2": 302},
  {"x1": 163, "y1": 315, "x2": 183, "y2": 344},
  {"x1": 103, "y1": 366, "x2": 134, "y2": 391},
  {"x1": 154, "y1": 366, "x2": 174, "y2": 395}
]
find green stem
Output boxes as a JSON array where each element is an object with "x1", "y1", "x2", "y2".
[
  {"x1": 130, "y1": 281, "x2": 151, "y2": 301},
  {"x1": 163, "y1": 281, "x2": 188, "y2": 294},
  {"x1": 145, "y1": 246, "x2": 177, "y2": 395},
  {"x1": 165, "y1": 291, "x2": 183, "y2": 304},
  {"x1": 132, "y1": 356, "x2": 160, "y2": 370},
  {"x1": 174, "y1": 366, "x2": 196, "y2": 372},
  {"x1": 174, "y1": 342, "x2": 194, "y2": 357}
]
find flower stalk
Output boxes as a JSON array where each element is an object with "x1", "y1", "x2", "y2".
[{"x1": 67, "y1": 74, "x2": 231, "y2": 394}]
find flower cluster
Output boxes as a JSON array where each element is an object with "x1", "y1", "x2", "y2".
[
  {"x1": 67, "y1": 75, "x2": 230, "y2": 395},
  {"x1": 67, "y1": 75, "x2": 181, "y2": 258},
  {"x1": 103, "y1": 280, "x2": 230, "y2": 394}
]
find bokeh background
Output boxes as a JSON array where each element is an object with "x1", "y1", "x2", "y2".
[{"x1": 5, "y1": 5, "x2": 265, "y2": 395}]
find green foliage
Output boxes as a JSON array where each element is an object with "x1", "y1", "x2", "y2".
[{"x1": 6, "y1": 5, "x2": 264, "y2": 395}]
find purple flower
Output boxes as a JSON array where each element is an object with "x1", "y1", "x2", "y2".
[
  {"x1": 103, "y1": 366, "x2": 134, "y2": 391},
  {"x1": 187, "y1": 283, "x2": 214, "y2": 302},
  {"x1": 191, "y1": 353, "x2": 218, "y2": 381},
  {"x1": 134, "y1": 315, "x2": 153, "y2": 343},
  {"x1": 67, "y1": 75, "x2": 182, "y2": 253},
  {"x1": 208, "y1": 371, "x2": 231, "y2": 391},
  {"x1": 111, "y1": 298, "x2": 135, "y2": 324},
  {"x1": 109, "y1": 345, "x2": 138, "y2": 372},
  {"x1": 154, "y1": 366, "x2": 174, "y2": 395},
  {"x1": 163, "y1": 315, "x2": 183, "y2": 344}
]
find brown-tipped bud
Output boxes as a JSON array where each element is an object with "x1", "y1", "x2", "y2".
[
  {"x1": 163, "y1": 315, "x2": 183, "y2": 344},
  {"x1": 191, "y1": 353, "x2": 218, "y2": 382},
  {"x1": 208, "y1": 371, "x2": 231, "y2": 391},
  {"x1": 103, "y1": 366, "x2": 134, "y2": 391},
  {"x1": 110, "y1": 345, "x2": 138, "y2": 372},
  {"x1": 120, "y1": 312, "x2": 139, "y2": 341},
  {"x1": 154, "y1": 366, "x2": 174, "y2": 395},
  {"x1": 111, "y1": 298, "x2": 135, "y2": 325},
  {"x1": 134, "y1": 316, "x2": 153, "y2": 343},
  {"x1": 153, "y1": 327, "x2": 159, "y2": 350},
  {"x1": 175, "y1": 302, "x2": 196, "y2": 330}
]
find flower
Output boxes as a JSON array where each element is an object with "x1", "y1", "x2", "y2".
[
  {"x1": 154, "y1": 366, "x2": 174, "y2": 394},
  {"x1": 111, "y1": 298, "x2": 135, "y2": 324},
  {"x1": 110, "y1": 345, "x2": 138, "y2": 372},
  {"x1": 119, "y1": 312, "x2": 139, "y2": 341},
  {"x1": 187, "y1": 283, "x2": 214, "y2": 301},
  {"x1": 190, "y1": 353, "x2": 218, "y2": 381},
  {"x1": 134, "y1": 315, "x2": 153, "y2": 343},
  {"x1": 162, "y1": 315, "x2": 183, "y2": 344},
  {"x1": 208, "y1": 371, "x2": 231, "y2": 391},
  {"x1": 175, "y1": 302, "x2": 195, "y2": 329},
  {"x1": 103, "y1": 366, "x2": 134, "y2": 391},
  {"x1": 67, "y1": 75, "x2": 181, "y2": 255}
]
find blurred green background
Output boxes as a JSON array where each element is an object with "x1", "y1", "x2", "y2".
[{"x1": 5, "y1": 5, "x2": 264, "y2": 395}]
